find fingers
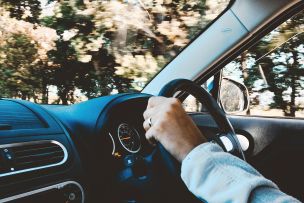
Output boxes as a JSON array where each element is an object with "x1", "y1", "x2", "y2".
[
  {"x1": 144, "y1": 96, "x2": 178, "y2": 147},
  {"x1": 143, "y1": 107, "x2": 155, "y2": 120},
  {"x1": 143, "y1": 118, "x2": 151, "y2": 131},
  {"x1": 147, "y1": 96, "x2": 166, "y2": 108},
  {"x1": 145, "y1": 127, "x2": 157, "y2": 146},
  {"x1": 143, "y1": 109, "x2": 157, "y2": 146},
  {"x1": 143, "y1": 97, "x2": 161, "y2": 122},
  {"x1": 144, "y1": 96, "x2": 180, "y2": 119}
]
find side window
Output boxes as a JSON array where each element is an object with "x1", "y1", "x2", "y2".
[
  {"x1": 182, "y1": 77, "x2": 214, "y2": 112},
  {"x1": 222, "y1": 10, "x2": 304, "y2": 118}
]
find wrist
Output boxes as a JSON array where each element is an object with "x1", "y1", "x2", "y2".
[{"x1": 179, "y1": 141, "x2": 204, "y2": 162}]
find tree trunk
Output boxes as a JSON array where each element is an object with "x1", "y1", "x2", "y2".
[
  {"x1": 41, "y1": 82, "x2": 48, "y2": 104},
  {"x1": 241, "y1": 51, "x2": 249, "y2": 80},
  {"x1": 58, "y1": 87, "x2": 69, "y2": 105},
  {"x1": 289, "y1": 51, "x2": 299, "y2": 117},
  {"x1": 240, "y1": 51, "x2": 250, "y2": 115},
  {"x1": 21, "y1": 92, "x2": 27, "y2": 100},
  {"x1": 284, "y1": 50, "x2": 298, "y2": 117}
]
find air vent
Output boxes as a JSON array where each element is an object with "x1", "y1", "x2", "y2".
[{"x1": 0, "y1": 141, "x2": 68, "y2": 177}]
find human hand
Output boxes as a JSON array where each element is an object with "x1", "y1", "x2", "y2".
[{"x1": 143, "y1": 96, "x2": 207, "y2": 162}]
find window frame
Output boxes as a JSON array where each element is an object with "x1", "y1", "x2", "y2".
[{"x1": 193, "y1": 2, "x2": 304, "y2": 88}]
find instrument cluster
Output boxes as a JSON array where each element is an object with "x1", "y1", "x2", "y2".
[{"x1": 108, "y1": 122, "x2": 143, "y2": 157}]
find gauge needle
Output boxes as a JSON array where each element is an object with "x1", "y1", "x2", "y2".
[{"x1": 121, "y1": 137, "x2": 131, "y2": 140}]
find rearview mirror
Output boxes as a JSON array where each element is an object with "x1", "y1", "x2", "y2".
[{"x1": 219, "y1": 78, "x2": 250, "y2": 114}]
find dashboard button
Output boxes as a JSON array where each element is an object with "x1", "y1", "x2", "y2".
[{"x1": 124, "y1": 155, "x2": 135, "y2": 167}]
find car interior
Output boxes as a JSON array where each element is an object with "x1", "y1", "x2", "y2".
[{"x1": 0, "y1": 0, "x2": 304, "y2": 202}]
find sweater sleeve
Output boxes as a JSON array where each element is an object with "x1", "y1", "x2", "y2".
[{"x1": 181, "y1": 142, "x2": 300, "y2": 203}]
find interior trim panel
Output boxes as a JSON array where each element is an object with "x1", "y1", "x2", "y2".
[{"x1": 0, "y1": 181, "x2": 84, "y2": 203}]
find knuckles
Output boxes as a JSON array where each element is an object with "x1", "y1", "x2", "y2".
[
  {"x1": 144, "y1": 97, "x2": 182, "y2": 133},
  {"x1": 152, "y1": 119, "x2": 166, "y2": 134},
  {"x1": 162, "y1": 98, "x2": 181, "y2": 117},
  {"x1": 143, "y1": 110, "x2": 148, "y2": 119},
  {"x1": 168, "y1": 98, "x2": 180, "y2": 107},
  {"x1": 143, "y1": 121, "x2": 148, "y2": 131}
]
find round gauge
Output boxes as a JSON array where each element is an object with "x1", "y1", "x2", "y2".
[{"x1": 117, "y1": 123, "x2": 141, "y2": 153}]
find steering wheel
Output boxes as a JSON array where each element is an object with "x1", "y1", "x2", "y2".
[{"x1": 156, "y1": 79, "x2": 245, "y2": 175}]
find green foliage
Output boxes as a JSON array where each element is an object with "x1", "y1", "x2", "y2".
[
  {"x1": 0, "y1": 0, "x2": 41, "y2": 23},
  {"x1": 41, "y1": 2, "x2": 133, "y2": 104},
  {"x1": 0, "y1": 34, "x2": 40, "y2": 99},
  {"x1": 1, "y1": 0, "x2": 229, "y2": 104}
]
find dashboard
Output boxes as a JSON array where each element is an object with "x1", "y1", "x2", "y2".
[
  {"x1": 0, "y1": 93, "x2": 153, "y2": 203},
  {"x1": 0, "y1": 93, "x2": 241, "y2": 203}
]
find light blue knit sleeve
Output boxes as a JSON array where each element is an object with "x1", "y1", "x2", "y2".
[{"x1": 181, "y1": 142, "x2": 300, "y2": 203}]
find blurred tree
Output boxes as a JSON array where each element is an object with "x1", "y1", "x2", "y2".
[
  {"x1": 80, "y1": 0, "x2": 210, "y2": 89},
  {"x1": 1, "y1": 0, "x2": 228, "y2": 104},
  {"x1": 0, "y1": 8, "x2": 57, "y2": 102},
  {"x1": 0, "y1": 0, "x2": 42, "y2": 23},
  {"x1": 0, "y1": 34, "x2": 40, "y2": 100},
  {"x1": 256, "y1": 12, "x2": 302, "y2": 117},
  {"x1": 242, "y1": 11, "x2": 304, "y2": 117},
  {"x1": 42, "y1": 1, "x2": 133, "y2": 104}
]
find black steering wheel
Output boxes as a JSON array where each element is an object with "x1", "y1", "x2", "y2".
[{"x1": 156, "y1": 79, "x2": 245, "y2": 175}]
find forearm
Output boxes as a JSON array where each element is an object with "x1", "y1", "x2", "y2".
[{"x1": 181, "y1": 143, "x2": 300, "y2": 203}]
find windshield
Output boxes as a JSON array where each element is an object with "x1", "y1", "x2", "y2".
[{"x1": 0, "y1": 0, "x2": 229, "y2": 104}]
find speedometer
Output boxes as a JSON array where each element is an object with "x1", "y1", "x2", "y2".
[{"x1": 117, "y1": 123, "x2": 141, "y2": 153}]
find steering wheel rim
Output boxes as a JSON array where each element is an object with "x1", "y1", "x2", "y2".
[{"x1": 157, "y1": 79, "x2": 245, "y2": 171}]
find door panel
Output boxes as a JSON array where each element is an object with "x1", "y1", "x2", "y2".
[{"x1": 190, "y1": 113, "x2": 304, "y2": 201}]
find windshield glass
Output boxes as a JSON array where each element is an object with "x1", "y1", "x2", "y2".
[{"x1": 0, "y1": 0, "x2": 230, "y2": 104}]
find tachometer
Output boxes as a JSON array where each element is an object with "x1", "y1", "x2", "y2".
[{"x1": 117, "y1": 123, "x2": 141, "y2": 153}]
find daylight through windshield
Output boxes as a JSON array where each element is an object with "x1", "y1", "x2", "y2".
[{"x1": 0, "y1": 0, "x2": 229, "y2": 104}]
